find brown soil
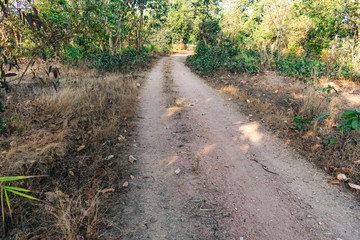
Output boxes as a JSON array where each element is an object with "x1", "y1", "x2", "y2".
[{"x1": 107, "y1": 54, "x2": 360, "y2": 239}]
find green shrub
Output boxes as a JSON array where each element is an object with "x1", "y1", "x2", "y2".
[{"x1": 90, "y1": 48, "x2": 151, "y2": 72}]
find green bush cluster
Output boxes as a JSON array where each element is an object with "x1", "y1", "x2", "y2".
[
  {"x1": 274, "y1": 54, "x2": 360, "y2": 83},
  {"x1": 189, "y1": 43, "x2": 360, "y2": 83},
  {"x1": 186, "y1": 41, "x2": 259, "y2": 74},
  {"x1": 90, "y1": 48, "x2": 151, "y2": 72}
]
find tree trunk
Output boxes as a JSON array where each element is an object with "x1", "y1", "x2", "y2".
[
  {"x1": 137, "y1": 4, "x2": 144, "y2": 54},
  {"x1": 109, "y1": 31, "x2": 114, "y2": 55}
]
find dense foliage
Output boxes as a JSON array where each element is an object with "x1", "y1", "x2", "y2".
[{"x1": 187, "y1": 0, "x2": 360, "y2": 83}]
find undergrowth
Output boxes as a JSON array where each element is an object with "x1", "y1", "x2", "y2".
[
  {"x1": 187, "y1": 41, "x2": 360, "y2": 83},
  {"x1": 0, "y1": 65, "x2": 141, "y2": 239}
]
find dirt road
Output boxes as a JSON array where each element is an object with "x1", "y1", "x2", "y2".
[{"x1": 111, "y1": 54, "x2": 360, "y2": 240}]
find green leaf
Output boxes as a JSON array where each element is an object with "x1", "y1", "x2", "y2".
[
  {"x1": 352, "y1": 118, "x2": 360, "y2": 130},
  {"x1": 0, "y1": 176, "x2": 38, "y2": 182},
  {"x1": 3, "y1": 186, "x2": 30, "y2": 192},
  {"x1": 4, "y1": 190, "x2": 11, "y2": 219},
  {"x1": 5, "y1": 189, "x2": 40, "y2": 201},
  {"x1": 340, "y1": 110, "x2": 358, "y2": 119}
]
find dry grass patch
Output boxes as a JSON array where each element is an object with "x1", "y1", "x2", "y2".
[{"x1": 0, "y1": 66, "x2": 143, "y2": 239}]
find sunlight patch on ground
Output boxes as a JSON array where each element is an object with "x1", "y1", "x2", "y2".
[
  {"x1": 239, "y1": 122, "x2": 263, "y2": 143},
  {"x1": 163, "y1": 106, "x2": 184, "y2": 117},
  {"x1": 167, "y1": 153, "x2": 179, "y2": 166},
  {"x1": 197, "y1": 144, "x2": 217, "y2": 156}
]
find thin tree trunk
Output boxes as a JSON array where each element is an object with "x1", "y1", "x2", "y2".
[{"x1": 137, "y1": 4, "x2": 144, "y2": 53}]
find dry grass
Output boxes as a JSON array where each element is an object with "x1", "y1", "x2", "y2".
[
  {"x1": 0, "y1": 65, "x2": 143, "y2": 238},
  {"x1": 300, "y1": 88, "x2": 328, "y2": 119}
]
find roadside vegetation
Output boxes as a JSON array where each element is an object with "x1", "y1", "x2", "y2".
[{"x1": 186, "y1": 0, "x2": 360, "y2": 192}]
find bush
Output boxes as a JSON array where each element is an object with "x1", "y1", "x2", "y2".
[
  {"x1": 90, "y1": 47, "x2": 151, "y2": 72},
  {"x1": 187, "y1": 41, "x2": 260, "y2": 74}
]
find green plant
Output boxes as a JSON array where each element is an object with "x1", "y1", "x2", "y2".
[
  {"x1": 337, "y1": 109, "x2": 360, "y2": 132},
  {"x1": 293, "y1": 116, "x2": 309, "y2": 131},
  {"x1": 0, "y1": 176, "x2": 42, "y2": 233}
]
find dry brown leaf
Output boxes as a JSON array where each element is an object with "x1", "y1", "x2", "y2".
[
  {"x1": 106, "y1": 222, "x2": 113, "y2": 228},
  {"x1": 77, "y1": 145, "x2": 85, "y2": 151},
  {"x1": 56, "y1": 190, "x2": 69, "y2": 198},
  {"x1": 311, "y1": 144, "x2": 322, "y2": 150},
  {"x1": 337, "y1": 173, "x2": 348, "y2": 181},
  {"x1": 354, "y1": 160, "x2": 360, "y2": 165},
  {"x1": 98, "y1": 188, "x2": 115, "y2": 194},
  {"x1": 68, "y1": 170, "x2": 75, "y2": 176},
  {"x1": 122, "y1": 181, "x2": 129, "y2": 187},
  {"x1": 84, "y1": 188, "x2": 95, "y2": 197},
  {"x1": 118, "y1": 135, "x2": 127, "y2": 142},
  {"x1": 329, "y1": 166, "x2": 340, "y2": 172},
  {"x1": 341, "y1": 167, "x2": 352, "y2": 174},
  {"x1": 349, "y1": 183, "x2": 360, "y2": 190},
  {"x1": 129, "y1": 155, "x2": 137, "y2": 164},
  {"x1": 328, "y1": 179, "x2": 340, "y2": 184}
]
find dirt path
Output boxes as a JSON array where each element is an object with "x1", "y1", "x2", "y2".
[{"x1": 110, "y1": 54, "x2": 360, "y2": 240}]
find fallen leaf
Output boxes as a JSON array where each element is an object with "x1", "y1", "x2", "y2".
[
  {"x1": 175, "y1": 168, "x2": 181, "y2": 175},
  {"x1": 84, "y1": 189, "x2": 95, "y2": 197},
  {"x1": 68, "y1": 170, "x2": 74, "y2": 176},
  {"x1": 118, "y1": 135, "x2": 126, "y2": 142},
  {"x1": 122, "y1": 182, "x2": 129, "y2": 187},
  {"x1": 349, "y1": 183, "x2": 360, "y2": 190},
  {"x1": 56, "y1": 190, "x2": 70, "y2": 198},
  {"x1": 341, "y1": 167, "x2": 352, "y2": 174},
  {"x1": 129, "y1": 155, "x2": 137, "y2": 164},
  {"x1": 49, "y1": 124, "x2": 56, "y2": 128},
  {"x1": 106, "y1": 155, "x2": 114, "y2": 161},
  {"x1": 311, "y1": 144, "x2": 322, "y2": 150},
  {"x1": 329, "y1": 166, "x2": 340, "y2": 172},
  {"x1": 328, "y1": 179, "x2": 340, "y2": 184},
  {"x1": 337, "y1": 173, "x2": 349, "y2": 181},
  {"x1": 77, "y1": 145, "x2": 85, "y2": 151},
  {"x1": 98, "y1": 188, "x2": 115, "y2": 194},
  {"x1": 354, "y1": 160, "x2": 360, "y2": 165}
]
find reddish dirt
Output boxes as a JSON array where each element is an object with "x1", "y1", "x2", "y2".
[{"x1": 108, "y1": 54, "x2": 360, "y2": 240}]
